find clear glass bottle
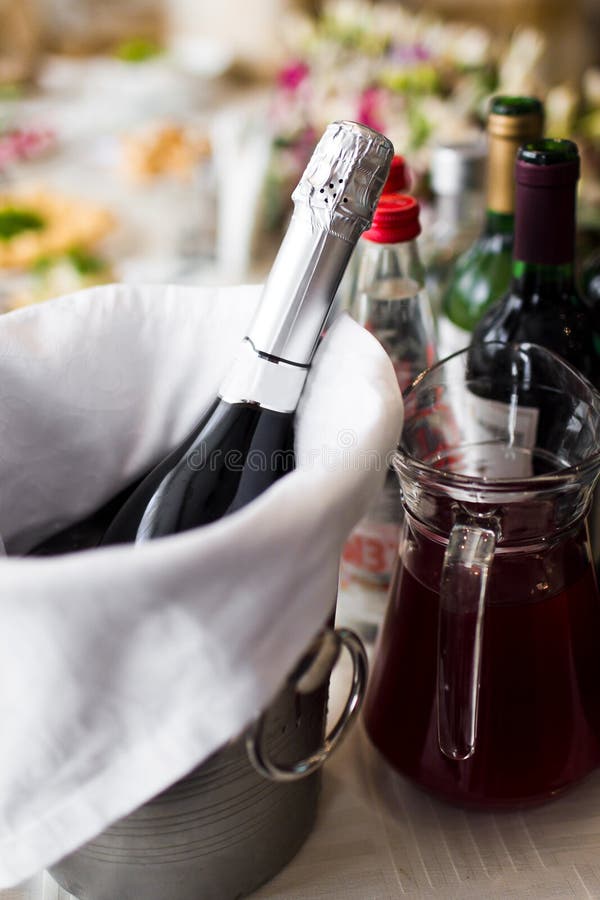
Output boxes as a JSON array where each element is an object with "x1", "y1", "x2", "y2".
[
  {"x1": 422, "y1": 140, "x2": 487, "y2": 328},
  {"x1": 438, "y1": 96, "x2": 544, "y2": 359},
  {"x1": 339, "y1": 194, "x2": 437, "y2": 642},
  {"x1": 333, "y1": 154, "x2": 410, "y2": 319}
]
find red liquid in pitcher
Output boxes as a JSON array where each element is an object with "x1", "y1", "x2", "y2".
[{"x1": 364, "y1": 526, "x2": 600, "y2": 809}]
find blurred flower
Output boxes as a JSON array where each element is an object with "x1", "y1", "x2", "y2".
[
  {"x1": 356, "y1": 86, "x2": 386, "y2": 132},
  {"x1": 0, "y1": 127, "x2": 55, "y2": 170},
  {"x1": 277, "y1": 61, "x2": 310, "y2": 91},
  {"x1": 497, "y1": 27, "x2": 546, "y2": 97},
  {"x1": 271, "y1": 0, "x2": 502, "y2": 181},
  {"x1": 264, "y1": 0, "x2": 600, "y2": 221},
  {"x1": 443, "y1": 25, "x2": 491, "y2": 69},
  {"x1": 583, "y1": 68, "x2": 600, "y2": 110},
  {"x1": 545, "y1": 84, "x2": 579, "y2": 138}
]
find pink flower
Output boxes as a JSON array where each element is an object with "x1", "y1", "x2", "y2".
[
  {"x1": 0, "y1": 128, "x2": 55, "y2": 169},
  {"x1": 356, "y1": 87, "x2": 386, "y2": 133},
  {"x1": 277, "y1": 61, "x2": 310, "y2": 92}
]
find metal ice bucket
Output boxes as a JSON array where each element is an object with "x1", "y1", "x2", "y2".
[{"x1": 49, "y1": 627, "x2": 367, "y2": 900}]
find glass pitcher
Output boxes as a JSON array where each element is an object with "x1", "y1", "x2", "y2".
[{"x1": 364, "y1": 342, "x2": 600, "y2": 809}]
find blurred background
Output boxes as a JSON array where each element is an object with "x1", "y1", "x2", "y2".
[{"x1": 1, "y1": 0, "x2": 599, "y2": 309}]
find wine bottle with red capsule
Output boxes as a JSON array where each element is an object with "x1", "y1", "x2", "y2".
[
  {"x1": 470, "y1": 139, "x2": 600, "y2": 568},
  {"x1": 472, "y1": 139, "x2": 600, "y2": 387}
]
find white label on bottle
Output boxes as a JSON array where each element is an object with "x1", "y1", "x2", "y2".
[
  {"x1": 437, "y1": 315, "x2": 471, "y2": 361},
  {"x1": 459, "y1": 392, "x2": 540, "y2": 478}
]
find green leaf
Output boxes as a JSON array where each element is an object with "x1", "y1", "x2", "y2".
[
  {"x1": 0, "y1": 207, "x2": 45, "y2": 241},
  {"x1": 66, "y1": 247, "x2": 107, "y2": 275},
  {"x1": 114, "y1": 38, "x2": 163, "y2": 63}
]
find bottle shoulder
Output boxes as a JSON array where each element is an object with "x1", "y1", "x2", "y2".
[
  {"x1": 448, "y1": 230, "x2": 514, "y2": 280},
  {"x1": 473, "y1": 286, "x2": 600, "y2": 385},
  {"x1": 441, "y1": 232, "x2": 514, "y2": 329}
]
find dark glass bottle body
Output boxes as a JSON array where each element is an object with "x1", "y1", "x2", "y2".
[
  {"x1": 104, "y1": 399, "x2": 295, "y2": 543},
  {"x1": 31, "y1": 400, "x2": 295, "y2": 551},
  {"x1": 472, "y1": 260, "x2": 600, "y2": 388}
]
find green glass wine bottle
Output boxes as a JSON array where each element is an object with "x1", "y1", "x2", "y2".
[{"x1": 437, "y1": 96, "x2": 544, "y2": 358}]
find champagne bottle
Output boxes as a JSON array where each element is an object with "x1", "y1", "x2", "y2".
[
  {"x1": 102, "y1": 121, "x2": 394, "y2": 544},
  {"x1": 471, "y1": 139, "x2": 600, "y2": 387},
  {"x1": 438, "y1": 96, "x2": 544, "y2": 358}
]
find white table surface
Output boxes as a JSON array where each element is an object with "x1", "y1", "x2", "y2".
[{"x1": 6, "y1": 724, "x2": 600, "y2": 900}]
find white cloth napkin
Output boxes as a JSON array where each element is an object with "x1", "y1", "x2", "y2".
[{"x1": 0, "y1": 282, "x2": 402, "y2": 888}]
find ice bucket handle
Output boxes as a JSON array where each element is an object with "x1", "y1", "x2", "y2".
[{"x1": 246, "y1": 627, "x2": 368, "y2": 782}]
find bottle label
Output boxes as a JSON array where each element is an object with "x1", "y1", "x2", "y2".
[
  {"x1": 341, "y1": 519, "x2": 400, "y2": 587},
  {"x1": 408, "y1": 373, "x2": 540, "y2": 479},
  {"x1": 458, "y1": 391, "x2": 540, "y2": 478},
  {"x1": 437, "y1": 315, "x2": 471, "y2": 361}
]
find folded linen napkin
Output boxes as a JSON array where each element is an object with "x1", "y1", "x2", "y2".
[{"x1": 0, "y1": 282, "x2": 402, "y2": 887}]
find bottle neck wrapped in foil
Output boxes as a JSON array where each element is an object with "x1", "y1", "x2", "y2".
[
  {"x1": 249, "y1": 121, "x2": 393, "y2": 367},
  {"x1": 245, "y1": 208, "x2": 355, "y2": 368},
  {"x1": 224, "y1": 120, "x2": 394, "y2": 409}
]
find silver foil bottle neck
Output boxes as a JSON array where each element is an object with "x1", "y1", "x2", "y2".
[
  {"x1": 245, "y1": 121, "x2": 394, "y2": 369},
  {"x1": 292, "y1": 120, "x2": 395, "y2": 244}
]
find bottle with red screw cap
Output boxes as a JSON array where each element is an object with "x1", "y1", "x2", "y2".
[
  {"x1": 333, "y1": 154, "x2": 411, "y2": 318},
  {"x1": 339, "y1": 194, "x2": 437, "y2": 641},
  {"x1": 350, "y1": 194, "x2": 437, "y2": 388},
  {"x1": 382, "y1": 154, "x2": 410, "y2": 195}
]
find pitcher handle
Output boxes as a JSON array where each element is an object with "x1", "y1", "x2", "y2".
[
  {"x1": 437, "y1": 522, "x2": 496, "y2": 760},
  {"x1": 246, "y1": 627, "x2": 368, "y2": 782}
]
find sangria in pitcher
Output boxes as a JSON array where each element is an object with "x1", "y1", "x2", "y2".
[{"x1": 364, "y1": 343, "x2": 600, "y2": 809}]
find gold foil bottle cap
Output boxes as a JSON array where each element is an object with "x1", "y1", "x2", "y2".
[{"x1": 486, "y1": 96, "x2": 544, "y2": 215}]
